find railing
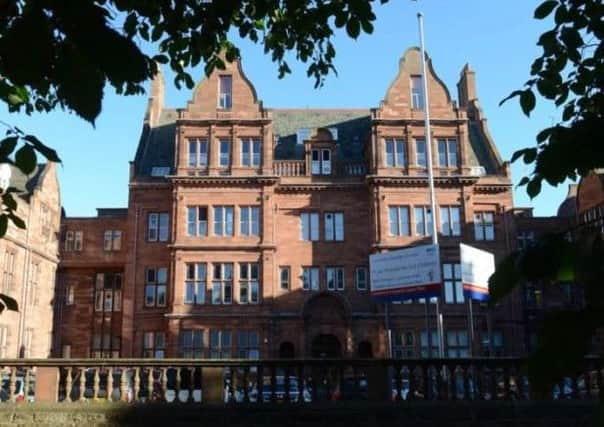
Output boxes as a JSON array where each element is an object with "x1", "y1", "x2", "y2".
[
  {"x1": 0, "y1": 358, "x2": 602, "y2": 404},
  {"x1": 273, "y1": 161, "x2": 366, "y2": 177},
  {"x1": 273, "y1": 161, "x2": 305, "y2": 176}
]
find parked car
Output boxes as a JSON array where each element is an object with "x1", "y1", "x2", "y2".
[
  {"x1": 261, "y1": 376, "x2": 300, "y2": 402},
  {"x1": 391, "y1": 377, "x2": 410, "y2": 401},
  {"x1": 1, "y1": 372, "x2": 35, "y2": 403},
  {"x1": 332, "y1": 377, "x2": 368, "y2": 401}
]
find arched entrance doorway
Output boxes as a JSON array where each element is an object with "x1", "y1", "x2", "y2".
[
  {"x1": 303, "y1": 293, "x2": 351, "y2": 358},
  {"x1": 311, "y1": 334, "x2": 342, "y2": 358}
]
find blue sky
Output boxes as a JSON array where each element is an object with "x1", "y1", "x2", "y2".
[{"x1": 2, "y1": 0, "x2": 571, "y2": 217}]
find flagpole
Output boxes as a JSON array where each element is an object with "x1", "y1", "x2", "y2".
[{"x1": 417, "y1": 12, "x2": 444, "y2": 358}]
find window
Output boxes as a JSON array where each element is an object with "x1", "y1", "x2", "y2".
[
  {"x1": 280, "y1": 267, "x2": 290, "y2": 291},
  {"x1": 65, "y1": 284, "x2": 75, "y2": 306},
  {"x1": 2, "y1": 250, "x2": 15, "y2": 293},
  {"x1": 91, "y1": 333, "x2": 121, "y2": 358},
  {"x1": 389, "y1": 206, "x2": 410, "y2": 236},
  {"x1": 392, "y1": 331, "x2": 415, "y2": 358},
  {"x1": 94, "y1": 273, "x2": 122, "y2": 312},
  {"x1": 64, "y1": 231, "x2": 83, "y2": 251},
  {"x1": 524, "y1": 281, "x2": 543, "y2": 309},
  {"x1": 212, "y1": 263, "x2": 233, "y2": 304},
  {"x1": 311, "y1": 148, "x2": 331, "y2": 175},
  {"x1": 209, "y1": 330, "x2": 232, "y2": 359},
  {"x1": 437, "y1": 138, "x2": 458, "y2": 168},
  {"x1": 324, "y1": 212, "x2": 344, "y2": 241},
  {"x1": 326, "y1": 266, "x2": 345, "y2": 291},
  {"x1": 0, "y1": 325, "x2": 7, "y2": 358},
  {"x1": 103, "y1": 230, "x2": 122, "y2": 251},
  {"x1": 29, "y1": 261, "x2": 40, "y2": 306},
  {"x1": 302, "y1": 267, "x2": 320, "y2": 291},
  {"x1": 213, "y1": 206, "x2": 234, "y2": 236},
  {"x1": 143, "y1": 331, "x2": 165, "y2": 359},
  {"x1": 240, "y1": 206, "x2": 260, "y2": 236},
  {"x1": 218, "y1": 75, "x2": 232, "y2": 109},
  {"x1": 241, "y1": 138, "x2": 261, "y2": 167},
  {"x1": 446, "y1": 330, "x2": 469, "y2": 358},
  {"x1": 415, "y1": 139, "x2": 427, "y2": 168},
  {"x1": 474, "y1": 212, "x2": 495, "y2": 241},
  {"x1": 356, "y1": 267, "x2": 368, "y2": 291},
  {"x1": 148, "y1": 212, "x2": 169, "y2": 242},
  {"x1": 443, "y1": 263, "x2": 463, "y2": 304},
  {"x1": 187, "y1": 206, "x2": 208, "y2": 237},
  {"x1": 185, "y1": 263, "x2": 206, "y2": 305},
  {"x1": 300, "y1": 212, "x2": 319, "y2": 241},
  {"x1": 440, "y1": 206, "x2": 461, "y2": 237},
  {"x1": 239, "y1": 263, "x2": 260, "y2": 304},
  {"x1": 180, "y1": 329, "x2": 204, "y2": 358},
  {"x1": 188, "y1": 138, "x2": 208, "y2": 168},
  {"x1": 145, "y1": 267, "x2": 167, "y2": 307},
  {"x1": 410, "y1": 75, "x2": 424, "y2": 110},
  {"x1": 385, "y1": 138, "x2": 406, "y2": 167},
  {"x1": 420, "y1": 329, "x2": 439, "y2": 358},
  {"x1": 238, "y1": 331, "x2": 259, "y2": 359},
  {"x1": 481, "y1": 330, "x2": 504, "y2": 357},
  {"x1": 414, "y1": 206, "x2": 433, "y2": 236},
  {"x1": 219, "y1": 138, "x2": 231, "y2": 167},
  {"x1": 517, "y1": 231, "x2": 535, "y2": 250}
]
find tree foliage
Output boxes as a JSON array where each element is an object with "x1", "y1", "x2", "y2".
[{"x1": 501, "y1": 0, "x2": 604, "y2": 198}]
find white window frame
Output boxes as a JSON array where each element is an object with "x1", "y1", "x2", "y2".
[
  {"x1": 302, "y1": 267, "x2": 320, "y2": 291},
  {"x1": 188, "y1": 138, "x2": 208, "y2": 168},
  {"x1": 239, "y1": 263, "x2": 260, "y2": 304},
  {"x1": 443, "y1": 263, "x2": 463, "y2": 304},
  {"x1": 420, "y1": 329, "x2": 439, "y2": 358},
  {"x1": 145, "y1": 267, "x2": 167, "y2": 307},
  {"x1": 209, "y1": 330, "x2": 232, "y2": 359},
  {"x1": 240, "y1": 206, "x2": 260, "y2": 237},
  {"x1": 517, "y1": 231, "x2": 535, "y2": 250},
  {"x1": 410, "y1": 75, "x2": 424, "y2": 110},
  {"x1": 218, "y1": 75, "x2": 232, "y2": 109},
  {"x1": 185, "y1": 263, "x2": 206, "y2": 305},
  {"x1": 414, "y1": 206, "x2": 433, "y2": 237},
  {"x1": 212, "y1": 263, "x2": 233, "y2": 305},
  {"x1": 440, "y1": 206, "x2": 461, "y2": 237},
  {"x1": 415, "y1": 139, "x2": 427, "y2": 168},
  {"x1": 187, "y1": 206, "x2": 208, "y2": 237},
  {"x1": 219, "y1": 138, "x2": 231, "y2": 167},
  {"x1": 389, "y1": 206, "x2": 410, "y2": 236},
  {"x1": 385, "y1": 138, "x2": 406, "y2": 167},
  {"x1": 324, "y1": 212, "x2": 344, "y2": 241},
  {"x1": 311, "y1": 148, "x2": 332, "y2": 175},
  {"x1": 355, "y1": 266, "x2": 368, "y2": 291},
  {"x1": 474, "y1": 212, "x2": 495, "y2": 241},
  {"x1": 213, "y1": 206, "x2": 234, "y2": 236},
  {"x1": 326, "y1": 266, "x2": 345, "y2": 291},
  {"x1": 148, "y1": 212, "x2": 169, "y2": 242},
  {"x1": 94, "y1": 273, "x2": 122, "y2": 312},
  {"x1": 103, "y1": 230, "x2": 122, "y2": 251},
  {"x1": 280, "y1": 266, "x2": 290, "y2": 291},
  {"x1": 300, "y1": 212, "x2": 319, "y2": 241},
  {"x1": 392, "y1": 331, "x2": 415, "y2": 358},
  {"x1": 446, "y1": 330, "x2": 469, "y2": 358},
  {"x1": 437, "y1": 138, "x2": 458, "y2": 168},
  {"x1": 143, "y1": 331, "x2": 165, "y2": 359},
  {"x1": 241, "y1": 137, "x2": 261, "y2": 167},
  {"x1": 180, "y1": 329, "x2": 204, "y2": 358}
]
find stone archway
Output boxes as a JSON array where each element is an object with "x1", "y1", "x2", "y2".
[{"x1": 303, "y1": 292, "x2": 350, "y2": 358}]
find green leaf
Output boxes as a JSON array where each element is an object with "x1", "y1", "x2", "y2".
[
  {"x1": 517, "y1": 176, "x2": 530, "y2": 187},
  {"x1": 534, "y1": 1, "x2": 558, "y2": 19},
  {"x1": 23, "y1": 135, "x2": 61, "y2": 163},
  {"x1": 15, "y1": 144, "x2": 37, "y2": 174},
  {"x1": 346, "y1": 18, "x2": 360, "y2": 39},
  {"x1": 0, "y1": 137, "x2": 18, "y2": 160},
  {"x1": 2, "y1": 193, "x2": 16, "y2": 211},
  {"x1": 520, "y1": 89, "x2": 536, "y2": 116},
  {"x1": 499, "y1": 90, "x2": 523, "y2": 106},
  {"x1": 536, "y1": 127, "x2": 552, "y2": 143},
  {"x1": 511, "y1": 148, "x2": 536, "y2": 163},
  {"x1": 0, "y1": 293, "x2": 18, "y2": 312},
  {"x1": 8, "y1": 213, "x2": 25, "y2": 230},
  {"x1": 527, "y1": 178, "x2": 542, "y2": 198}
]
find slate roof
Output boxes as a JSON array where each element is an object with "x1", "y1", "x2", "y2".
[{"x1": 133, "y1": 108, "x2": 502, "y2": 177}]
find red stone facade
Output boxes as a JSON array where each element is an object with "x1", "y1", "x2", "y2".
[{"x1": 56, "y1": 48, "x2": 528, "y2": 360}]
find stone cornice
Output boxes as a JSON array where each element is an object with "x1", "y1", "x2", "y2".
[
  {"x1": 170, "y1": 243, "x2": 276, "y2": 251},
  {"x1": 176, "y1": 118, "x2": 272, "y2": 127},
  {"x1": 275, "y1": 182, "x2": 367, "y2": 192},
  {"x1": 372, "y1": 118, "x2": 467, "y2": 126},
  {"x1": 473, "y1": 183, "x2": 512, "y2": 194},
  {"x1": 366, "y1": 175, "x2": 479, "y2": 187},
  {"x1": 169, "y1": 175, "x2": 279, "y2": 186}
]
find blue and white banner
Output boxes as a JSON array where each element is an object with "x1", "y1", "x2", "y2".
[
  {"x1": 370, "y1": 244, "x2": 442, "y2": 302},
  {"x1": 460, "y1": 243, "x2": 495, "y2": 301}
]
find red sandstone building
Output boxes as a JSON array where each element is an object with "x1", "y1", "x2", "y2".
[{"x1": 55, "y1": 48, "x2": 529, "y2": 360}]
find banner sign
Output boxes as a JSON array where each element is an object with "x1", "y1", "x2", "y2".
[
  {"x1": 370, "y1": 244, "x2": 441, "y2": 302},
  {"x1": 460, "y1": 243, "x2": 495, "y2": 301}
]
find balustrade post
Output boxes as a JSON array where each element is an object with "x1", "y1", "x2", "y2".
[
  {"x1": 93, "y1": 369, "x2": 100, "y2": 401},
  {"x1": 134, "y1": 367, "x2": 140, "y2": 402},
  {"x1": 120, "y1": 368, "x2": 128, "y2": 402},
  {"x1": 65, "y1": 367, "x2": 73, "y2": 402},
  {"x1": 79, "y1": 368, "x2": 86, "y2": 401},
  {"x1": 107, "y1": 368, "x2": 114, "y2": 401}
]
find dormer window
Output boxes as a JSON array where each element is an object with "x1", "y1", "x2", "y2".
[
  {"x1": 410, "y1": 75, "x2": 424, "y2": 110},
  {"x1": 311, "y1": 148, "x2": 331, "y2": 175},
  {"x1": 218, "y1": 75, "x2": 232, "y2": 109}
]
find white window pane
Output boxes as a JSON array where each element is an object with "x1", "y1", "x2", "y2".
[
  {"x1": 385, "y1": 140, "x2": 394, "y2": 167},
  {"x1": 389, "y1": 207, "x2": 398, "y2": 236},
  {"x1": 444, "y1": 282, "x2": 454, "y2": 303},
  {"x1": 301, "y1": 213, "x2": 309, "y2": 240},
  {"x1": 310, "y1": 213, "x2": 319, "y2": 241},
  {"x1": 335, "y1": 213, "x2": 344, "y2": 241},
  {"x1": 455, "y1": 282, "x2": 464, "y2": 303},
  {"x1": 325, "y1": 213, "x2": 334, "y2": 240}
]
